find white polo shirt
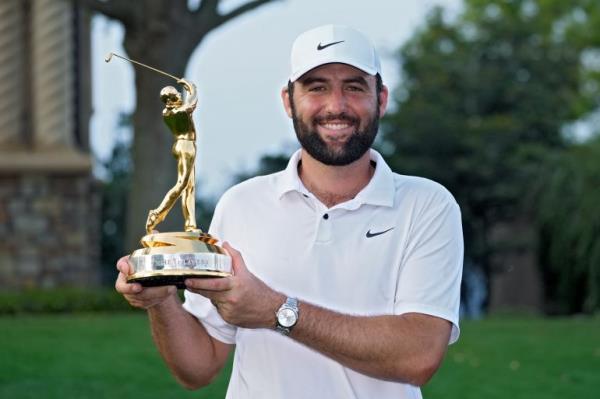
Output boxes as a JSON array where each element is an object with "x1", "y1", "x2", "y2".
[{"x1": 183, "y1": 149, "x2": 463, "y2": 399}]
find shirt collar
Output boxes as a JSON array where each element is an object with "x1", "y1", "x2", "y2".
[{"x1": 276, "y1": 149, "x2": 395, "y2": 208}]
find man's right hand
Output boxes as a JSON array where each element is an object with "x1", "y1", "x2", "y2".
[{"x1": 115, "y1": 256, "x2": 178, "y2": 309}]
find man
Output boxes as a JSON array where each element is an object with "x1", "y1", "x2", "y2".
[{"x1": 116, "y1": 25, "x2": 463, "y2": 398}]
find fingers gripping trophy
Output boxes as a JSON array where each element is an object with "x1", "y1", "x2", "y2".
[{"x1": 106, "y1": 53, "x2": 232, "y2": 288}]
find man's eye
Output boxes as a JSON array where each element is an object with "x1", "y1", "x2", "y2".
[
  {"x1": 309, "y1": 86, "x2": 325, "y2": 92},
  {"x1": 347, "y1": 85, "x2": 364, "y2": 92}
]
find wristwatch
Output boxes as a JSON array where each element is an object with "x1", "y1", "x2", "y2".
[{"x1": 275, "y1": 297, "x2": 299, "y2": 335}]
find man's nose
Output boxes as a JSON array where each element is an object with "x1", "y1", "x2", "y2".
[{"x1": 324, "y1": 89, "x2": 349, "y2": 115}]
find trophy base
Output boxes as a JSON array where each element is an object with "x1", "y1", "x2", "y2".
[
  {"x1": 128, "y1": 270, "x2": 231, "y2": 289},
  {"x1": 127, "y1": 231, "x2": 232, "y2": 288}
]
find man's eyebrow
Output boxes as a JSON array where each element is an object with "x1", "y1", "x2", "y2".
[
  {"x1": 298, "y1": 77, "x2": 328, "y2": 86},
  {"x1": 343, "y1": 76, "x2": 369, "y2": 86}
]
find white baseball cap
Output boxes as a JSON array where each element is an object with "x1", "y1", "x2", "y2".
[{"x1": 289, "y1": 25, "x2": 382, "y2": 82}]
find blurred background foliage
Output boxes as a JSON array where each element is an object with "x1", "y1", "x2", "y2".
[
  {"x1": 98, "y1": 0, "x2": 600, "y2": 316},
  {"x1": 535, "y1": 137, "x2": 600, "y2": 314},
  {"x1": 98, "y1": 112, "x2": 131, "y2": 285},
  {"x1": 378, "y1": 0, "x2": 600, "y2": 314}
]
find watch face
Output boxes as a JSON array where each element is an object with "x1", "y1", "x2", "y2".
[{"x1": 277, "y1": 307, "x2": 297, "y2": 328}]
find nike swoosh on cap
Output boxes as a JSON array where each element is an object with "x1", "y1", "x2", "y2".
[
  {"x1": 366, "y1": 227, "x2": 394, "y2": 238},
  {"x1": 317, "y1": 40, "x2": 345, "y2": 51}
]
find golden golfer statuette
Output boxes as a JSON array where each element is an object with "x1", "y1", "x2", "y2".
[{"x1": 106, "y1": 53, "x2": 232, "y2": 288}]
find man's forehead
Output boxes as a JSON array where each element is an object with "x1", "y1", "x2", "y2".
[{"x1": 297, "y1": 63, "x2": 374, "y2": 83}]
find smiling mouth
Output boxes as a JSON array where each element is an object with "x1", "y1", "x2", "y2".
[
  {"x1": 315, "y1": 114, "x2": 358, "y2": 135},
  {"x1": 321, "y1": 121, "x2": 354, "y2": 130}
]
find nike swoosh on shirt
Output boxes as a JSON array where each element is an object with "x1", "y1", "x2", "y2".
[
  {"x1": 317, "y1": 40, "x2": 345, "y2": 50},
  {"x1": 366, "y1": 227, "x2": 394, "y2": 238}
]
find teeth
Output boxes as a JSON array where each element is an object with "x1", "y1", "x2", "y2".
[{"x1": 322, "y1": 122, "x2": 351, "y2": 130}]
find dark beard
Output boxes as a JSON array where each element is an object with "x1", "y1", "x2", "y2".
[{"x1": 291, "y1": 109, "x2": 379, "y2": 166}]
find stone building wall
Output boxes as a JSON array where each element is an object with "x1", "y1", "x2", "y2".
[
  {"x1": 0, "y1": 173, "x2": 100, "y2": 288},
  {"x1": 0, "y1": 0, "x2": 99, "y2": 290}
]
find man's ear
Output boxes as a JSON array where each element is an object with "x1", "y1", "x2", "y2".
[
  {"x1": 281, "y1": 86, "x2": 293, "y2": 118},
  {"x1": 378, "y1": 85, "x2": 389, "y2": 118}
]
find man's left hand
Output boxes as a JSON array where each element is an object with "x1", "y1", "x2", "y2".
[{"x1": 185, "y1": 242, "x2": 284, "y2": 329}]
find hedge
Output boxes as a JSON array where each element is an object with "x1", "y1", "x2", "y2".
[{"x1": 0, "y1": 287, "x2": 138, "y2": 314}]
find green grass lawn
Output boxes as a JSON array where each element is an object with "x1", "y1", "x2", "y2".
[
  {"x1": 1, "y1": 313, "x2": 599, "y2": 398},
  {"x1": 422, "y1": 316, "x2": 600, "y2": 398},
  {"x1": 0, "y1": 313, "x2": 231, "y2": 398}
]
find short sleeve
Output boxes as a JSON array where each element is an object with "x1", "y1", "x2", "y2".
[
  {"x1": 182, "y1": 290, "x2": 237, "y2": 344},
  {"x1": 394, "y1": 195, "x2": 464, "y2": 344},
  {"x1": 181, "y1": 197, "x2": 238, "y2": 345}
]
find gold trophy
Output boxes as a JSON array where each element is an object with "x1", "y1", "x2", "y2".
[{"x1": 106, "y1": 53, "x2": 231, "y2": 288}]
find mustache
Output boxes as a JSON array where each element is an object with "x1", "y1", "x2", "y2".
[{"x1": 313, "y1": 113, "x2": 359, "y2": 125}]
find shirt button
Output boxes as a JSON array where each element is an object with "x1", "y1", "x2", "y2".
[{"x1": 323, "y1": 213, "x2": 329, "y2": 220}]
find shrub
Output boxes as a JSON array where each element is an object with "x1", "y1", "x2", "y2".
[{"x1": 0, "y1": 287, "x2": 138, "y2": 314}]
